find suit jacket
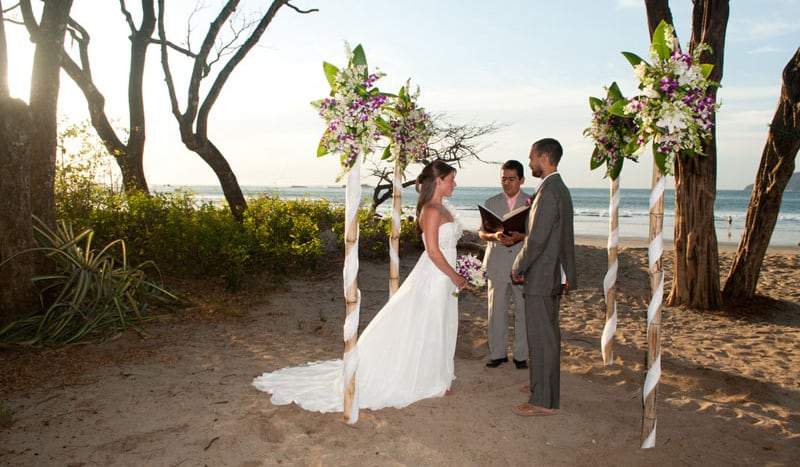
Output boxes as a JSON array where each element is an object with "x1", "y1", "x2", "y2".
[
  {"x1": 481, "y1": 190, "x2": 530, "y2": 282},
  {"x1": 512, "y1": 173, "x2": 577, "y2": 295}
]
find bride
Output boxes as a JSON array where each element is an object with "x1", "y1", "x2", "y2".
[{"x1": 253, "y1": 160, "x2": 468, "y2": 413}]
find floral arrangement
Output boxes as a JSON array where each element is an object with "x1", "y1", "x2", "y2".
[
  {"x1": 620, "y1": 20, "x2": 719, "y2": 175},
  {"x1": 453, "y1": 253, "x2": 486, "y2": 296},
  {"x1": 380, "y1": 80, "x2": 434, "y2": 170},
  {"x1": 584, "y1": 82, "x2": 641, "y2": 180},
  {"x1": 312, "y1": 43, "x2": 388, "y2": 175}
]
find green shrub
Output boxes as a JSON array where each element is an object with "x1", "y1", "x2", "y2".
[
  {"x1": 244, "y1": 196, "x2": 342, "y2": 274},
  {"x1": 52, "y1": 124, "x2": 423, "y2": 286}
]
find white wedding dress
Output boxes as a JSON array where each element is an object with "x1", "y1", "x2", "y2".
[{"x1": 253, "y1": 217, "x2": 462, "y2": 412}]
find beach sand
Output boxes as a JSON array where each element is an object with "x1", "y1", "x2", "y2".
[{"x1": 1, "y1": 235, "x2": 798, "y2": 466}]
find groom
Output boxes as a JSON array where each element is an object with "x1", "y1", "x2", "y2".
[{"x1": 510, "y1": 138, "x2": 577, "y2": 416}]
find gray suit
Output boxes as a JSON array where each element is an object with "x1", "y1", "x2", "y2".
[
  {"x1": 481, "y1": 191, "x2": 530, "y2": 361},
  {"x1": 512, "y1": 173, "x2": 576, "y2": 409}
]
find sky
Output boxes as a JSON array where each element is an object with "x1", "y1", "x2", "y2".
[{"x1": 4, "y1": 0, "x2": 799, "y2": 190}]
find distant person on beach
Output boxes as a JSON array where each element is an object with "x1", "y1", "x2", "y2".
[
  {"x1": 727, "y1": 215, "x2": 732, "y2": 238},
  {"x1": 511, "y1": 138, "x2": 577, "y2": 417},
  {"x1": 253, "y1": 160, "x2": 466, "y2": 413},
  {"x1": 478, "y1": 160, "x2": 531, "y2": 369}
]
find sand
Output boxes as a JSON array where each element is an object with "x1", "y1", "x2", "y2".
[{"x1": 1, "y1": 235, "x2": 798, "y2": 466}]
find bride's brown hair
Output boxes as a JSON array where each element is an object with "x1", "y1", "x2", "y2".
[{"x1": 415, "y1": 160, "x2": 456, "y2": 229}]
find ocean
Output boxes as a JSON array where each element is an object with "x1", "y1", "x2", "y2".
[{"x1": 155, "y1": 185, "x2": 800, "y2": 248}]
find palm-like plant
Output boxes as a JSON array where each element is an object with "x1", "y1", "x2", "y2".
[{"x1": 0, "y1": 217, "x2": 177, "y2": 345}]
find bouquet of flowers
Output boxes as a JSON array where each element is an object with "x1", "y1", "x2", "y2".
[
  {"x1": 312, "y1": 42, "x2": 388, "y2": 176},
  {"x1": 381, "y1": 80, "x2": 434, "y2": 170},
  {"x1": 453, "y1": 253, "x2": 486, "y2": 296},
  {"x1": 621, "y1": 20, "x2": 720, "y2": 175},
  {"x1": 584, "y1": 82, "x2": 642, "y2": 180}
]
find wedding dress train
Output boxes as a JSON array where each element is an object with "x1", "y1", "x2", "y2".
[{"x1": 253, "y1": 220, "x2": 462, "y2": 412}]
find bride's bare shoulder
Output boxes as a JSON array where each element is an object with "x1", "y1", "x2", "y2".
[{"x1": 420, "y1": 203, "x2": 453, "y2": 226}]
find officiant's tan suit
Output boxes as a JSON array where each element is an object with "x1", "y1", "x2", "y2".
[
  {"x1": 479, "y1": 161, "x2": 530, "y2": 367},
  {"x1": 512, "y1": 139, "x2": 577, "y2": 411}
]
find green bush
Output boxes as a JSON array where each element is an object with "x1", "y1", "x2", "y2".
[
  {"x1": 244, "y1": 196, "x2": 342, "y2": 274},
  {"x1": 51, "y1": 121, "x2": 424, "y2": 287}
]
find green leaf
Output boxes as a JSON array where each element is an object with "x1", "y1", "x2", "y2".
[
  {"x1": 381, "y1": 145, "x2": 392, "y2": 161},
  {"x1": 316, "y1": 137, "x2": 329, "y2": 158},
  {"x1": 621, "y1": 51, "x2": 646, "y2": 68},
  {"x1": 608, "y1": 99, "x2": 629, "y2": 117},
  {"x1": 700, "y1": 63, "x2": 714, "y2": 79},
  {"x1": 352, "y1": 44, "x2": 368, "y2": 77},
  {"x1": 588, "y1": 96, "x2": 604, "y2": 112},
  {"x1": 608, "y1": 158, "x2": 623, "y2": 180},
  {"x1": 322, "y1": 62, "x2": 339, "y2": 89},
  {"x1": 589, "y1": 148, "x2": 604, "y2": 171},
  {"x1": 608, "y1": 81, "x2": 624, "y2": 101},
  {"x1": 652, "y1": 20, "x2": 672, "y2": 61},
  {"x1": 374, "y1": 117, "x2": 393, "y2": 134},
  {"x1": 654, "y1": 151, "x2": 669, "y2": 175},
  {"x1": 624, "y1": 139, "x2": 642, "y2": 157}
]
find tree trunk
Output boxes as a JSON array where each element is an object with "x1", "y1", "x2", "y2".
[
  {"x1": 644, "y1": 0, "x2": 672, "y2": 33},
  {"x1": 122, "y1": 0, "x2": 155, "y2": 193},
  {"x1": 0, "y1": 1, "x2": 8, "y2": 98},
  {"x1": 0, "y1": 97, "x2": 37, "y2": 326},
  {"x1": 667, "y1": 0, "x2": 729, "y2": 310},
  {"x1": 27, "y1": 0, "x2": 73, "y2": 230},
  {"x1": 60, "y1": 1, "x2": 154, "y2": 194},
  {"x1": 185, "y1": 136, "x2": 247, "y2": 221},
  {"x1": 156, "y1": 0, "x2": 318, "y2": 221},
  {"x1": 723, "y1": 47, "x2": 800, "y2": 302}
]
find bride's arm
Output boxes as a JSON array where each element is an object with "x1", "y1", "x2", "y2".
[{"x1": 420, "y1": 207, "x2": 467, "y2": 288}]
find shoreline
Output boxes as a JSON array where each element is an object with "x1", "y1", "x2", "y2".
[
  {"x1": 572, "y1": 234, "x2": 798, "y2": 254},
  {"x1": 460, "y1": 230, "x2": 798, "y2": 255}
]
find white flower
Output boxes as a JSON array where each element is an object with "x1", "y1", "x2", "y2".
[
  {"x1": 643, "y1": 86, "x2": 660, "y2": 99},
  {"x1": 634, "y1": 62, "x2": 648, "y2": 80},
  {"x1": 656, "y1": 108, "x2": 687, "y2": 131}
]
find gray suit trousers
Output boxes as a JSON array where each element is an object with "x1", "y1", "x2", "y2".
[
  {"x1": 487, "y1": 279, "x2": 527, "y2": 360},
  {"x1": 524, "y1": 293, "x2": 561, "y2": 409}
]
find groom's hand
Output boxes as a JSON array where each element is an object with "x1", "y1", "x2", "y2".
[{"x1": 510, "y1": 271, "x2": 525, "y2": 284}]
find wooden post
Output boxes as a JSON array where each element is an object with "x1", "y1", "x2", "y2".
[
  {"x1": 601, "y1": 177, "x2": 620, "y2": 365},
  {"x1": 342, "y1": 158, "x2": 362, "y2": 423},
  {"x1": 641, "y1": 162, "x2": 665, "y2": 448},
  {"x1": 388, "y1": 160, "x2": 402, "y2": 296}
]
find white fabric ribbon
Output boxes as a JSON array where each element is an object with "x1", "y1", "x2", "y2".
[
  {"x1": 388, "y1": 167, "x2": 402, "y2": 294},
  {"x1": 642, "y1": 173, "x2": 665, "y2": 446},
  {"x1": 342, "y1": 159, "x2": 362, "y2": 423},
  {"x1": 602, "y1": 178, "x2": 621, "y2": 363}
]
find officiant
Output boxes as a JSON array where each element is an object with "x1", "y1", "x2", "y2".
[{"x1": 478, "y1": 160, "x2": 531, "y2": 369}]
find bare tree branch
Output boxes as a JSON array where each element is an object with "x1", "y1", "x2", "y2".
[
  {"x1": 118, "y1": 0, "x2": 136, "y2": 34},
  {"x1": 283, "y1": 1, "x2": 319, "y2": 14},
  {"x1": 366, "y1": 117, "x2": 505, "y2": 211}
]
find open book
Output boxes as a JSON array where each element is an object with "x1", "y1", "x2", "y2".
[{"x1": 478, "y1": 203, "x2": 530, "y2": 235}]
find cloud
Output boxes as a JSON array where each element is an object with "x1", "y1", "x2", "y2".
[
  {"x1": 747, "y1": 45, "x2": 785, "y2": 55},
  {"x1": 732, "y1": 17, "x2": 800, "y2": 41},
  {"x1": 614, "y1": 0, "x2": 642, "y2": 9}
]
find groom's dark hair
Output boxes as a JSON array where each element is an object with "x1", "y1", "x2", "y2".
[
  {"x1": 502, "y1": 160, "x2": 525, "y2": 179},
  {"x1": 532, "y1": 138, "x2": 563, "y2": 166}
]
